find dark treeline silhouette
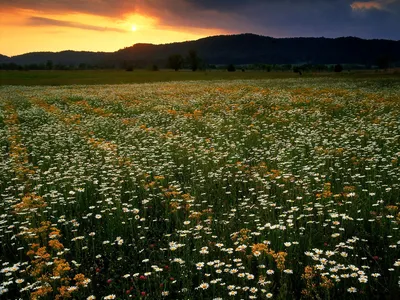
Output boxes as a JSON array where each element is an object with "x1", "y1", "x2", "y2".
[
  {"x1": 0, "y1": 61, "x2": 99, "y2": 71},
  {"x1": 1, "y1": 34, "x2": 400, "y2": 70}
]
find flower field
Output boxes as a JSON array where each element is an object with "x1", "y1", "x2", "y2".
[{"x1": 0, "y1": 78, "x2": 399, "y2": 299}]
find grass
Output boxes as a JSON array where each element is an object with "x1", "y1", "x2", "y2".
[
  {"x1": 0, "y1": 77, "x2": 399, "y2": 299},
  {"x1": 1, "y1": 69, "x2": 399, "y2": 86}
]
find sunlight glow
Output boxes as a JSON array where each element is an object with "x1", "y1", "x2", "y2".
[{"x1": 0, "y1": 9, "x2": 224, "y2": 56}]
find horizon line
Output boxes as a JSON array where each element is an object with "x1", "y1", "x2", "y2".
[{"x1": 2, "y1": 33, "x2": 399, "y2": 57}]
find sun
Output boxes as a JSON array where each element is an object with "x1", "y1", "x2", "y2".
[{"x1": 131, "y1": 25, "x2": 137, "y2": 32}]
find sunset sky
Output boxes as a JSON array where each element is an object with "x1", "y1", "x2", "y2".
[{"x1": 1, "y1": 0, "x2": 399, "y2": 56}]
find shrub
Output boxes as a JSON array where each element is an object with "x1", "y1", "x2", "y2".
[
  {"x1": 227, "y1": 64, "x2": 236, "y2": 72},
  {"x1": 334, "y1": 64, "x2": 343, "y2": 73}
]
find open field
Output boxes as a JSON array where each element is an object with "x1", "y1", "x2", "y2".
[
  {"x1": 1, "y1": 69, "x2": 400, "y2": 86},
  {"x1": 0, "y1": 78, "x2": 400, "y2": 299}
]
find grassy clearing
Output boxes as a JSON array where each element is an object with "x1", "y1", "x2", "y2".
[
  {"x1": 0, "y1": 78, "x2": 399, "y2": 299},
  {"x1": 1, "y1": 69, "x2": 399, "y2": 86}
]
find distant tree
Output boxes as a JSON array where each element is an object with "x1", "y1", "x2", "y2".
[
  {"x1": 295, "y1": 64, "x2": 312, "y2": 72},
  {"x1": 1, "y1": 63, "x2": 18, "y2": 70},
  {"x1": 293, "y1": 66, "x2": 302, "y2": 75},
  {"x1": 54, "y1": 64, "x2": 68, "y2": 70},
  {"x1": 152, "y1": 64, "x2": 159, "y2": 71},
  {"x1": 334, "y1": 64, "x2": 343, "y2": 73},
  {"x1": 377, "y1": 55, "x2": 391, "y2": 70},
  {"x1": 227, "y1": 64, "x2": 236, "y2": 72},
  {"x1": 46, "y1": 60, "x2": 53, "y2": 70},
  {"x1": 78, "y1": 63, "x2": 87, "y2": 70},
  {"x1": 260, "y1": 64, "x2": 272, "y2": 72},
  {"x1": 314, "y1": 64, "x2": 328, "y2": 72},
  {"x1": 282, "y1": 64, "x2": 292, "y2": 71},
  {"x1": 186, "y1": 50, "x2": 201, "y2": 71},
  {"x1": 168, "y1": 54, "x2": 184, "y2": 71},
  {"x1": 122, "y1": 60, "x2": 134, "y2": 71}
]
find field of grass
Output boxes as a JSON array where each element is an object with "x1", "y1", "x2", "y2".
[
  {"x1": 1, "y1": 69, "x2": 399, "y2": 86},
  {"x1": 0, "y1": 78, "x2": 399, "y2": 299}
]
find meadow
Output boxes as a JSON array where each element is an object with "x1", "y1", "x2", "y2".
[
  {"x1": 0, "y1": 70, "x2": 300, "y2": 86},
  {"x1": 1, "y1": 69, "x2": 399, "y2": 86},
  {"x1": 0, "y1": 77, "x2": 399, "y2": 299}
]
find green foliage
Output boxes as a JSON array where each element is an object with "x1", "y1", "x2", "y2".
[
  {"x1": 186, "y1": 50, "x2": 201, "y2": 71},
  {"x1": 46, "y1": 60, "x2": 53, "y2": 70},
  {"x1": 377, "y1": 55, "x2": 391, "y2": 70},
  {"x1": 334, "y1": 64, "x2": 343, "y2": 73},
  {"x1": 293, "y1": 66, "x2": 302, "y2": 75},
  {"x1": 168, "y1": 54, "x2": 184, "y2": 71},
  {"x1": 227, "y1": 64, "x2": 236, "y2": 72}
]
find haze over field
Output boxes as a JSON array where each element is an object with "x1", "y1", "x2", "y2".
[{"x1": 1, "y1": 0, "x2": 399, "y2": 56}]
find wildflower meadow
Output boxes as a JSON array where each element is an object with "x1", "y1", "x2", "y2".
[{"x1": 0, "y1": 78, "x2": 399, "y2": 299}]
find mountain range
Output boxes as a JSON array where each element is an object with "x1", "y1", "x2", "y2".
[{"x1": 1, "y1": 34, "x2": 399, "y2": 67}]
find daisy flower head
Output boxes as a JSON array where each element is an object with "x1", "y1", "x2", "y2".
[{"x1": 347, "y1": 287, "x2": 357, "y2": 293}]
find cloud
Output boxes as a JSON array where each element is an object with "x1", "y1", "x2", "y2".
[
  {"x1": 27, "y1": 16, "x2": 127, "y2": 33},
  {"x1": 350, "y1": 0, "x2": 397, "y2": 11},
  {"x1": 1, "y1": 0, "x2": 399, "y2": 39},
  {"x1": 140, "y1": 0, "x2": 400, "y2": 39},
  {"x1": 351, "y1": 1, "x2": 384, "y2": 10},
  {"x1": 0, "y1": 0, "x2": 136, "y2": 17}
]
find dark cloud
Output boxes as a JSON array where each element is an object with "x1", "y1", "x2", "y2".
[
  {"x1": 1, "y1": 0, "x2": 399, "y2": 39},
  {"x1": 147, "y1": 0, "x2": 400, "y2": 39},
  {"x1": 27, "y1": 16, "x2": 127, "y2": 33},
  {"x1": 192, "y1": 0, "x2": 400, "y2": 39},
  {"x1": 185, "y1": 0, "x2": 258, "y2": 11},
  {"x1": 0, "y1": 0, "x2": 135, "y2": 17}
]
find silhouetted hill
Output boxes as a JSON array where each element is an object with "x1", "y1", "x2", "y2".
[
  {"x1": 2, "y1": 34, "x2": 400, "y2": 67},
  {"x1": 0, "y1": 54, "x2": 10, "y2": 63},
  {"x1": 8, "y1": 51, "x2": 110, "y2": 66}
]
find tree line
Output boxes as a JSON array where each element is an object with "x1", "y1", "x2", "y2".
[
  {"x1": 0, "y1": 60, "x2": 99, "y2": 71},
  {"x1": 0, "y1": 51, "x2": 394, "y2": 72}
]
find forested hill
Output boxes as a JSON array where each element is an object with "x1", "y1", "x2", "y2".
[{"x1": 1, "y1": 34, "x2": 399, "y2": 67}]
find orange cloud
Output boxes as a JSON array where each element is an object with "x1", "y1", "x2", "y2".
[
  {"x1": 351, "y1": 1, "x2": 383, "y2": 10},
  {"x1": 0, "y1": 7, "x2": 223, "y2": 56},
  {"x1": 27, "y1": 16, "x2": 128, "y2": 33},
  {"x1": 350, "y1": 0, "x2": 397, "y2": 11}
]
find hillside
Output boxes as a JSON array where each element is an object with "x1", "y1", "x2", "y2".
[
  {"x1": 0, "y1": 54, "x2": 10, "y2": 63},
  {"x1": 2, "y1": 34, "x2": 400, "y2": 67},
  {"x1": 7, "y1": 51, "x2": 110, "y2": 66}
]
